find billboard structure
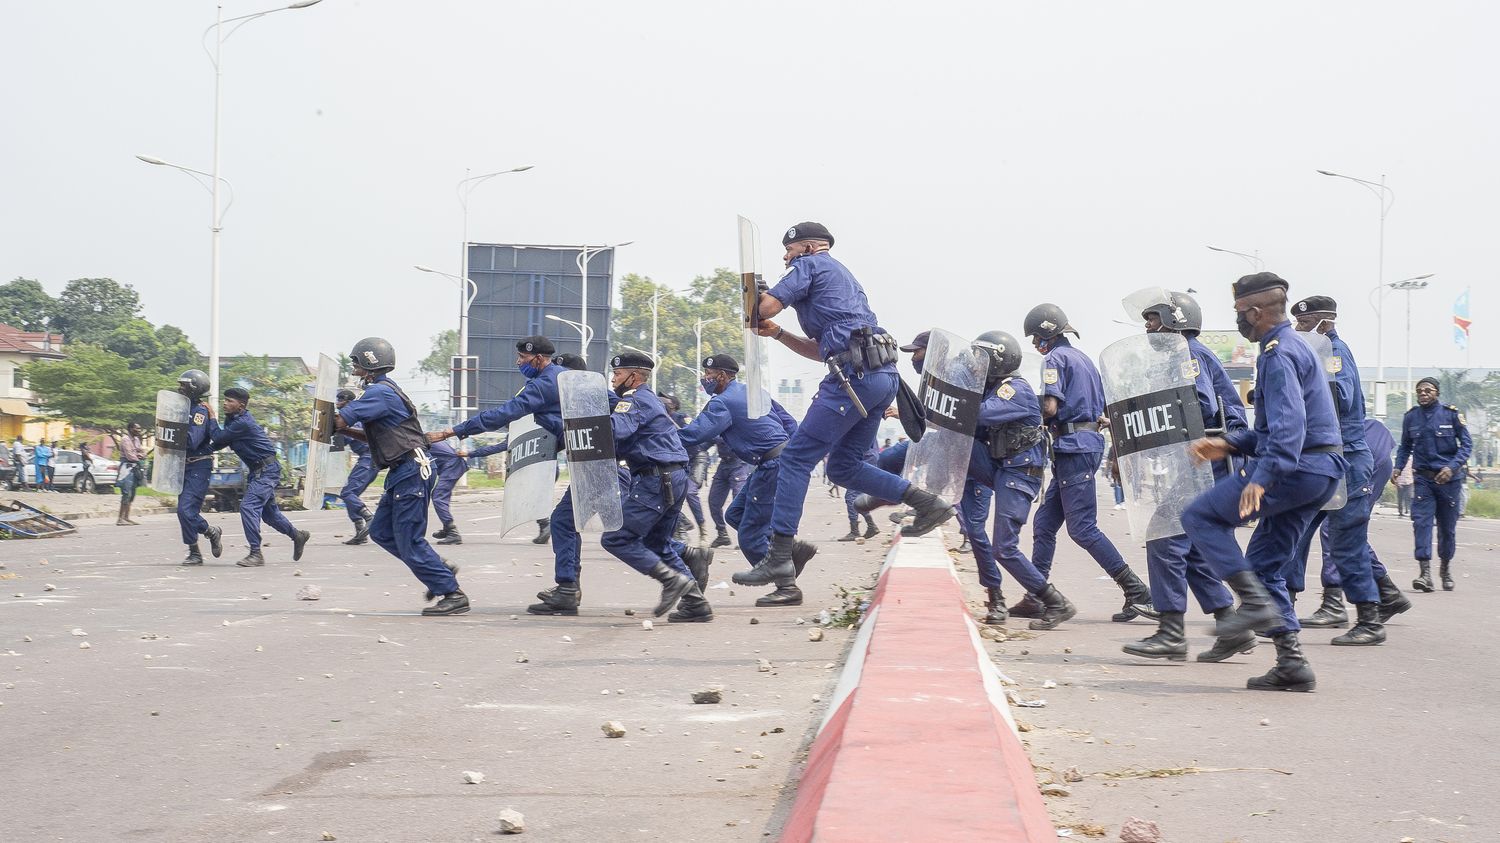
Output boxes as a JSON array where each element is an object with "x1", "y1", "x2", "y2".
[{"x1": 464, "y1": 244, "x2": 615, "y2": 414}]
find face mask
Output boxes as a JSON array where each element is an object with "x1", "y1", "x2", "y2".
[
  {"x1": 913, "y1": 357, "x2": 925, "y2": 375},
  {"x1": 519, "y1": 363, "x2": 540, "y2": 379},
  {"x1": 1235, "y1": 311, "x2": 1254, "y2": 340},
  {"x1": 700, "y1": 377, "x2": 719, "y2": 396}
]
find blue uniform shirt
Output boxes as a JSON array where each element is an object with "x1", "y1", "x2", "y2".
[
  {"x1": 767, "y1": 252, "x2": 890, "y2": 362},
  {"x1": 1224, "y1": 321, "x2": 1343, "y2": 488},
  {"x1": 1366, "y1": 419, "x2": 1396, "y2": 489},
  {"x1": 338, "y1": 375, "x2": 414, "y2": 429},
  {"x1": 978, "y1": 375, "x2": 1047, "y2": 470},
  {"x1": 345, "y1": 431, "x2": 370, "y2": 458},
  {"x1": 467, "y1": 440, "x2": 509, "y2": 459},
  {"x1": 429, "y1": 438, "x2": 468, "y2": 479},
  {"x1": 1040, "y1": 338, "x2": 1107, "y2": 454},
  {"x1": 453, "y1": 362, "x2": 565, "y2": 443},
  {"x1": 1395, "y1": 402, "x2": 1472, "y2": 473},
  {"x1": 609, "y1": 383, "x2": 689, "y2": 469},
  {"x1": 676, "y1": 380, "x2": 797, "y2": 464},
  {"x1": 1186, "y1": 336, "x2": 1248, "y2": 433},
  {"x1": 187, "y1": 401, "x2": 216, "y2": 459},
  {"x1": 209, "y1": 410, "x2": 278, "y2": 466},
  {"x1": 1324, "y1": 328, "x2": 1367, "y2": 451}
]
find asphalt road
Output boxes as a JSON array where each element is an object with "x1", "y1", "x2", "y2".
[{"x1": 1, "y1": 485, "x2": 889, "y2": 842}]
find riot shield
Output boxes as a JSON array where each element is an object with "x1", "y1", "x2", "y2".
[
  {"x1": 302, "y1": 354, "x2": 340, "y2": 510},
  {"x1": 1099, "y1": 332, "x2": 1215, "y2": 541},
  {"x1": 737, "y1": 215, "x2": 770, "y2": 418},
  {"x1": 558, "y1": 370, "x2": 624, "y2": 531},
  {"x1": 500, "y1": 414, "x2": 560, "y2": 537},
  {"x1": 149, "y1": 390, "x2": 191, "y2": 494},
  {"x1": 1121, "y1": 286, "x2": 1179, "y2": 327},
  {"x1": 1289, "y1": 331, "x2": 1348, "y2": 511},
  {"x1": 899, "y1": 329, "x2": 988, "y2": 503}
]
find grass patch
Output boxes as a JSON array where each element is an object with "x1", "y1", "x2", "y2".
[
  {"x1": 463, "y1": 473, "x2": 506, "y2": 489},
  {"x1": 1466, "y1": 488, "x2": 1500, "y2": 518}
]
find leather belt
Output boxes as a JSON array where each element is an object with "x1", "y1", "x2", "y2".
[
  {"x1": 1415, "y1": 468, "x2": 1455, "y2": 479},
  {"x1": 1055, "y1": 421, "x2": 1100, "y2": 434},
  {"x1": 1011, "y1": 465, "x2": 1045, "y2": 479},
  {"x1": 749, "y1": 440, "x2": 787, "y2": 465},
  {"x1": 632, "y1": 461, "x2": 688, "y2": 476},
  {"x1": 1304, "y1": 445, "x2": 1341, "y2": 455}
]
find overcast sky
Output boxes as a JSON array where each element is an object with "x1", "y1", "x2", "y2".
[{"x1": 4, "y1": 1, "x2": 1496, "y2": 404}]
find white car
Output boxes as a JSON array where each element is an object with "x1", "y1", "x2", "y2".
[{"x1": 21, "y1": 449, "x2": 121, "y2": 493}]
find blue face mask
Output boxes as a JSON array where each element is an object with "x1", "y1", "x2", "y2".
[
  {"x1": 519, "y1": 362, "x2": 540, "y2": 379},
  {"x1": 701, "y1": 377, "x2": 720, "y2": 396}
]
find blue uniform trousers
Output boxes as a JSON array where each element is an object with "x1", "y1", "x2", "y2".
[
  {"x1": 549, "y1": 467, "x2": 627, "y2": 584},
  {"x1": 707, "y1": 459, "x2": 750, "y2": 530},
  {"x1": 1145, "y1": 462, "x2": 1236, "y2": 615},
  {"x1": 601, "y1": 469, "x2": 692, "y2": 576},
  {"x1": 876, "y1": 440, "x2": 907, "y2": 474},
  {"x1": 771, "y1": 370, "x2": 908, "y2": 537},
  {"x1": 369, "y1": 460, "x2": 458, "y2": 595},
  {"x1": 1031, "y1": 451, "x2": 1128, "y2": 579},
  {"x1": 241, "y1": 461, "x2": 298, "y2": 551},
  {"x1": 1181, "y1": 462, "x2": 1340, "y2": 634},
  {"x1": 1298, "y1": 490, "x2": 1391, "y2": 590},
  {"x1": 1284, "y1": 449, "x2": 1378, "y2": 602},
  {"x1": 177, "y1": 459, "x2": 213, "y2": 544},
  {"x1": 1412, "y1": 473, "x2": 1461, "y2": 562},
  {"x1": 683, "y1": 468, "x2": 705, "y2": 526},
  {"x1": 431, "y1": 460, "x2": 468, "y2": 525},
  {"x1": 958, "y1": 480, "x2": 1001, "y2": 587},
  {"x1": 340, "y1": 455, "x2": 376, "y2": 522},
  {"x1": 725, "y1": 460, "x2": 780, "y2": 563},
  {"x1": 971, "y1": 473, "x2": 1051, "y2": 594}
]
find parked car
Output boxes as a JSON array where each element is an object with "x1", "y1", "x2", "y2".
[
  {"x1": 10, "y1": 448, "x2": 120, "y2": 493},
  {"x1": 0, "y1": 448, "x2": 16, "y2": 491}
]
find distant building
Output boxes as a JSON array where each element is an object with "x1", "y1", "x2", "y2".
[
  {"x1": 775, "y1": 378, "x2": 808, "y2": 419},
  {"x1": 0, "y1": 323, "x2": 67, "y2": 442}
]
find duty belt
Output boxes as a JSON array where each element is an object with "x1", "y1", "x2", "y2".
[
  {"x1": 1054, "y1": 421, "x2": 1100, "y2": 434},
  {"x1": 1415, "y1": 468, "x2": 1458, "y2": 479},
  {"x1": 1009, "y1": 465, "x2": 1046, "y2": 479},
  {"x1": 1304, "y1": 445, "x2": 1341, "y2": 455},
  {"x1": 632, "y1": 461, "x2": 688, "y2": 476},
  {"x1": 747, "y1": 440, "x2": 787, "y2": 465},
  {"x1": 247, "y1": 457, "x2": 276, "y2": 474}
]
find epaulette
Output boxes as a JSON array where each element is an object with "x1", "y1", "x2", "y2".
[{"x1": 1264, "y1": 339, "x2": 1279, "y2": 351}]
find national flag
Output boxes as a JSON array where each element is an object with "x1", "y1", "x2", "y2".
[{"x1": 1454, "y1": 288, "x2": 1472, "y2": 350}]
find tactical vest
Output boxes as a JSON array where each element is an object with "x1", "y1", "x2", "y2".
[
  {"x1": 985, "y1": 377, "x2": 1047, "y2": 459},
  {"x1": 364, "y1": 380, "x2": 429, "y2": 470}
]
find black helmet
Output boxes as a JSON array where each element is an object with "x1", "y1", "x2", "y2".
[
  {"x1": 660, "y1": 392, "x2": 681, "y2": 412},
  {"x1": 552, "y1": 352, "x2": 588, "y2": 371},
  {"x1": 177, "y1": 369, "x2": 210, "y2": 400},
  {"x1": 973, "y1": 330, "x2": 1022, "y2": 380},
  {"x1": 335, "y1": 389, "x2": 357, "y2": 403},
  {"x1": 1131, "y1": 288, "x2": 1198, "y2": 333},
  {"x1": 1170, "y1": 291, "x2": 1203, "y2": 335},
  {"x1": 1023, "y1": 303, "x2": 1075, "y2": 341},
  {"x1": 350, "y1": 337, "x2": 396, "y2": 373}
]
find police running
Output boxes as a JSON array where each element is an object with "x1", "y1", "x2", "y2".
[
  {"x1": 174, "y1": 369, "x2": 224, "y2": 566},
  {"x1": 1395, "y1": 375, "x2": 1472, "y2": 592},
  {"x1": 206, "y1": 386, "x2": 311, "y2": 567}
]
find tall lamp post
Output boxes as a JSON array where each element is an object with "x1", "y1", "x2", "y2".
[
  {"x1": 646, "y1": 287, "x2": 672, "y2": 391},
  {"x1": 414, "y1": 266, "x2": 478, "y2": 422},
  {"x1": 1391, "y1": 277, "x2": 1433, "y2": 408},
  {"x1": 545, "y1": 314, "x2": 593, "y2": 356},
  {"x1": 1318, "y1": 169, "x2": 1396, "y2": 387},
  {"x1": 1366, "y1": 273, "x2": 1433, "y2": 415},
  {"x1": 576, "y1": 242, "x2": 633, "y2": 362},
  {"x1": 1205, "y1": 245, "x2": 1264, "y2": 271},
  {"x1": 137, "y1": 0, "x2": 322, "y2": 407},
  {"x1": 693, "y1": 316, "x2": 723, "y2": 379},
  {"x1": 453, "y1": 166, "x2": 532, "y2": 424}
]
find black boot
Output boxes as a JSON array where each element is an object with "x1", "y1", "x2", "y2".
[
  {"x1": 1028, "y1": 585, "x2": 1077, "y2": 631},
  {"x1": 182, "y1": 544, "x2": 204, "y2": 566},
  {"x1": 757, "y1": 541, "x2": 814, "y2": 607},
  {"x1": 732, "y1": 534, "x2": 796, "y2": 586},
  {"x1": 1375, "y1": 575, "x2": 1413, "y2": 622},
  {"x1": 237, "y1": 549, "x2": 265, "y2": 568},
  {"x1": 1197, "y1": 606, "x2": 1258, "y2": 662},
  {"x1": 793, "y1": 540, "x2": 817, "y2": 576},
  {"x1": 983, "y1": 586, "x2": 1008, "y2": 624},
  {"x1": 1215, "y1": 571, "x2": 1281, "y2": 637},
  {"x1": 527, "y1": 583, "x2": 581, "y2": 616},
  {"x1": 668, "y1": 584, "x2": 714, "y2": 623},
  {"x1": 1440, "y1": 559, "x2": 1455, "y2": 591},
  {"x1": 1412, "y1": 561, "x2": 1435, "y2": 593},
  {"x1": 1009, "y1": 592, "x2": 1045, "y2": 619},
  {"x1": 958, "y1": 535, "x2": 970, "y2": 553},
  {"x1": 1111, "y1": 567, "x2": 1160, "y2": 622},
  {"x1": 1246, "y1": 632, "x2": 1316, "y2": 692},
  {"x1": 431, "y1": 523, "x2": 452, "y2": 540},
  {"x1": 204, "y1": 525, "x2": 223, "y2": 559},
  {"x1": 710, "y1": 527, "x2": 731, "y2": 548},
  {"x1": 422, "y1": 589, "x2": 470, "y2": 616},
  {"x1": 1298, "y1": 588, "x2": 1348, "y2": 628},
  {"x1": 838, "y1": 521, "x2": 861, "y2": 541},
  {"x1": 1122, "y1": 612, "x2": 1187, "y2": 661},
  {"x1": 682, "y1": 546, "x2": 714, "y2": 593},
  {"x1": 852, "y1": 493, "x2": 895, "y2": 514},
  {"x1": 436, "y1": 524, "x2": 462, "y2": 545},
  {"x1": 422, "y1": 558, "x2": 462, "y2": 601},
  {"x1": 899, "y1": 486, "x2": 956, "y2": 537},
  {"x1": 292, "y1": 529, "x2": 310, "y2": 561},
  {"x1": 647, "y1": 562, "x2": 695, "y2": 617},
  {"x1": 532, "y1": 518, "x2": 551, "y2": 545},
  {"x1": 344, "y1": 517, "x2": 370, "y2": 546},
  {"x1": 1331, "y1": 602, "x2": 1386, "y2": 646},
  {"x1": 862, "y1": 517, "x2": 879, "y2": 539}
]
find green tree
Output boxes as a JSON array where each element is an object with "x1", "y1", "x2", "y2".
[
  {"x1": 21, "y1": 345, "x2": 170, "y2": 431},
  {"x1": 610, "y1": 269, "x2": 744, "y2": 411},
  {"x1": 48, "y1": 277, "x2": 142, "y2": 345},
  {"x1": 153, "y1": 324, "x2": 203, "y2": 374},
  {"x1": 220, "y1": 355, "x2": 314, "y2": 450},
  {"x1": 416, "y1": 329, "x2": 458, "y2": 380},
  {"x1": 0, "y1": 277, "x2": 55, "y2": 331}
]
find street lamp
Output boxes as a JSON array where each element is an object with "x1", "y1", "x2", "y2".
[
  {"x1": 1205, "y1": 245, "x2": 1264, "y2": 271},
  {"x1": 1390, "y1": 276, "x2": 1434, "y2": 408},
  {"x1": 545, "y1": 314, "x2": 593, "y2": 354},
  {"x1": 576, "y1": 242, "x2": 633, "y2": 361},
  {"x1": 1365, "y1": 273, "x2": 1433, "y2": 416},
  {"x1": 1318, "y1": 168, "x2": 1396, "y2": 386},
  {"x1": 646, "y1": 287, "x2": 671, "y2": 391},
  {"x1": 415, "y1": 265, "x2": 478, "y2": 420},
  {"x1": 693, "y1": 316, "x2": 723, "y2": 379},
  {"x1": 137, "y1": 0, "x2": 322, "y2": 409},
  {"x1": 454, "y1": 166, "x2": 532, "y2": 423}
]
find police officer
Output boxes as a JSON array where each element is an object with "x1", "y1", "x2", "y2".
[
  {"x1": 664, "y1": 393, "x2": 711, "y2": 544},
  {"x1": 1018, "y1": 303, "x2": 1156, "y2": 622},
  {"x1": 1281, "y1": 295, "x2": 1386, "y2": 645},
  {"x1": 335, "y1": 388, "x2": 377, "y2": 546},
  {"x1": 207, "y1": 387, "x2": 311, "y2": 567},
  {"x1": 175, "y1": 369, "x2": 224, "y2": 565},
  {"x1": 1394, "y1": 376, "x2": 1472, "y2": 592},
  {"x1": 428, "y1": 438, "x2": 469, "y2": 545},
  {"x1": 526, "y1": 353, "x2": 585, "y2": 546},
  {"x1": 1180, "y1": 273, "x2": 1345, "y2": 692},
  {"x1": 678, "y1": 354, "x2": 812, "y2": 605},
  {"x1": 600, "y1": 351, "x2": 713, "y2": 621},
  {"x1": 968, "y1": 330, "x2": 1077, "y2": 629},
  {"x1": 336, "y1": 337, "x2": 467, "y2": 616},
  {"x1": 706, "y1": 440, "x2": 750, "y2": 548},
  {"x1": 1121, "y1": 291, "x2": 1251, "y2": 662},
  {"x1": 735, "y1": 222, "x2": 954, "y2": 591}
]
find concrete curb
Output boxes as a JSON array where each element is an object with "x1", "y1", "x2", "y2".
[{"x1": 781, "y1": 531, "x2": 1054, "y2": 842}]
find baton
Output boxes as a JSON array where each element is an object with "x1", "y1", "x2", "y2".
[{"x1": 826, "y1": 360, "x2": 869, "y2": 418}]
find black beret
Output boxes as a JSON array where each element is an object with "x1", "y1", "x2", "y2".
[
  {"x1": 516, "y1": 335, "x2": 556, "y2": 355},
  {"x1": 782, "y1": 221, "x2": 835, "y2": 247},
  {"x1": 552, "y1": 352, "x2": 588, "y2": 371},
  {"x1": 900, "y1": 331, "x2": 930, "y2": 352},
  {"x1": 702, "y1": 353, "x2": 739, "y2": 373},
  {"x1": 1417, "y1": 376, "x2": 1440, "y2": 392},
  {"x1": 1293, "y1": 295, "x2": 1337, "y2": 315},
  {"x1": 1232, "y1": 272, "x2": 1290, "y2": 300},
  {"x1": 335, "y1": 389, "x2": 356, "y2": 402},
  {"x1": 224, "y1": 387, "x2": 250, "y2": 403},
  {"x1": 610, "y1": 350, "x2": 655, "y2": 370}
]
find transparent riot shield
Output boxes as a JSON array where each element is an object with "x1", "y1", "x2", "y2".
[
  {"x1": 149, "y1": 390, "x2": 191, "y2": 494},
  {"x1": 737, "y1": 215, "x2": 770, "y2": 418},
  {"x1": 1289, "y1": 331, "x2": 1348, "y2": 511},
  {"x1": 302, "y1": 354, "x2": 340, "y2": 510},
  {"x1": 558, "y1": 370, "x2": 624, "y2": 531},
  {"x1": 1100, "y1": 332, "x2": 1215, "y2": 541},
  {"x1": 899, "y1": 329, "x2": 988, "y2": 503},
  {"x1": 500, "y1": 414, "x2": 560, "y2": 537}
]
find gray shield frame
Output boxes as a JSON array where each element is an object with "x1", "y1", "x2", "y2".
[
  {"x1": 302, "y1": 354, "x2": 341, "y2": 510},
  {"x1": 500, "y1": 414, "x2": 560, "y2": 537},
  {"x1": 558, "y1": 370, "x2": 624, "y2": 532},
  {"x1": 899, "y1": 328, "x2": 988, "y2": 504},
  {"x1": 737, "y1": 215, "x2": 770, "y2": 418},
  {"x1": 149, "y1": 390, "x2": 191, "y2": 494},
  {"x1": 1100, "y1": 332, "x2": 1215, "y2": 541}
]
